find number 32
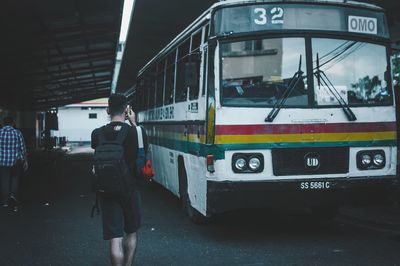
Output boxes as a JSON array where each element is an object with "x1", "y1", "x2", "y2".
[{"x1": 254, "y1": 7, "x2": 284, "y2": 25}]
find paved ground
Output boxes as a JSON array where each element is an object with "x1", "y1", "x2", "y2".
[{"x1": 1, "y1": 148, "x2": 400, "y2": 266}]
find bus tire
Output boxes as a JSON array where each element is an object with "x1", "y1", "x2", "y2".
[{"x1": 178, "y1": 160, "x2": 210, "y2": 224}]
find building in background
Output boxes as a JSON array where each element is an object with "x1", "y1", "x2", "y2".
[{"x1": 56, "y1": 98, "x2": 109, "y2": 145}]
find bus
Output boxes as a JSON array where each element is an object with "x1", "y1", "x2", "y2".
[{"x1": 130, "y1": 0, "x2": 398, "y2": 222}]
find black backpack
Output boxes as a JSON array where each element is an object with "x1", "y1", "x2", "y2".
[{"x1": 92, "y1": 125, "x2": 131, "y2": 197}]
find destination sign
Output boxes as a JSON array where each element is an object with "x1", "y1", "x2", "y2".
[
  {"x1": 348, "y1": 15, "x2": 377, "y2": 35},
  {"x1": 213, "y1": 4, "x2": 389, "y2": 38}
]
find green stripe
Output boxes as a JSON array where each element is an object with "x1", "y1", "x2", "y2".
[{"x1": 148, "y1": 136, "x2": 396, "y2": 160}]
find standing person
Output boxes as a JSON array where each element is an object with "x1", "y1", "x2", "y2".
[
  {"x1": 0, "y1": 116, "x2": 28, "y2": 208},
  {"x1": 91, "y1": 94, "x2": 147, "y2": 266}
]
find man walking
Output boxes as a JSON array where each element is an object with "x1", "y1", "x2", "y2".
[
  {"x1": 0, "y1": 116, "x2": 28, "y2": 208},
  {"x1": 91, "y1": 94, "x2": 146, "y2": 266}
]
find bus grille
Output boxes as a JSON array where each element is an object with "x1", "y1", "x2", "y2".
[{"x1": 272, "y1": 147, "x2": 349, "y2": 176}]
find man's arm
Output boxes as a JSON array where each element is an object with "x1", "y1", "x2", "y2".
[
  {"x1": 127, "y1": 107, "x2": 137, "y2": 126},
  {"x1": 17, "y1": 131, "x2": 27, "y2": 160},
  {"x1": 18, "y1": 130, "x2": 28, "y2": 171}
]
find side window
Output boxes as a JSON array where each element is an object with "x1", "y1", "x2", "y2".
[
  {"x1": 175, "y1": 39, "x2": 191, "y2": 102},
  {"x1": 143, "y1": 75, "x2": 149, "y2": 110},
  {"x1": 191, "y1": 30, "x2": 202, "y2": 52},
  {"x1": 202, "y1": 47, "x2": 208, "y2": 96},
  {"x1": 188, "y1": 31, "x2": 202, "y2": 100},
  {"x1": 149, "y1": 68, "x2": 156, "y2": 109},
  {"x1": 204, "y1": 24, "x2": 210, "y2": 42},
  {"x1": 155, "y1": 60, "x2": 165, "y2": 107},
  {"x1": 136, "y1": 77, "x2": 144, "y2": 111},
  {"x1": 164, "y1": 50, "x2": 176, "y2": 105},
  {"x1": 201, "y1": 25, "x2": 209, "y2": 97},
  {"x1": 187, "y1": 53, "x2": 201, "y2": 100},
  {"x1": 89, "y1": 113, "x2": 97, "y2": 119}
]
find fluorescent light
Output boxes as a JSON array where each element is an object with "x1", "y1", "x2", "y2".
[{"x1": 119, "y1": 0, "x2": 135, "y2": 42}]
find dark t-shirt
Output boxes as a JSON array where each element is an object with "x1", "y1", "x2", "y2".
[{"x1": 91, "y1": 121, "x2": 148, "y2": 177}]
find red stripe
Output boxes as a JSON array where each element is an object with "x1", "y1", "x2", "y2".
[{"x1": 215, "y1": 122, "x2": 397, "y2": 135}]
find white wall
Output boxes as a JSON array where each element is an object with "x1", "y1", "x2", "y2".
[{"x1": 56, "y1": 107, "x2": 109, "y2": 142}]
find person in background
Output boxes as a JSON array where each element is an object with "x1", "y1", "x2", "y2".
[{"x1": 0, "y1": 116, "x2": 28, "y2": 208}]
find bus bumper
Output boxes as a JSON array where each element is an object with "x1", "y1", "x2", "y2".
[{"x1": 206, "y1": 176, "x2": 400, "y2": 214}]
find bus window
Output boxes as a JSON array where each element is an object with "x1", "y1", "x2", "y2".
[
  {"x1": 221, "y1": 38, "x2": 308, "y2": 107},
  {"x1": 189, "y1": 30, "x2": 202, "y2": 101},
  {"x1": 191, "y1": 30, "x2": 202, "y2": 52},
  {"x1": 149, "y1": 68, "x2": 156, "y2": 109},
  {"x1": 164, "y1": 50, "x2": 176, "y2": 105},
  {"x1": 312, "y1": 38, "x2": 392, "y2": 106},
  {"x1": 203, "y1": 24, "x2": 210, "y2": 42},
  {"x1": 136, "y1": 77, "x2": 144, "y2": 111},
  {"x1": 188, "y1": 53, "x2": 201, "y2": 100},
  {"x1": 202, "y1": 46, "x2": 208, "y2": 96},
  {"x1": 143, "y1": 76, "x2": 149, "y2": 110},
  {"x1": 156, "y1": 60, "x2": 166, "y2": 107},
  {"x1": 176, "y1": 39, "x2": 191, "y2": 102}
]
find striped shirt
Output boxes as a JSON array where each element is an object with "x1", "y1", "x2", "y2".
[{"x1": 0, "y1": 126, "x2": 27, "y2": 167}]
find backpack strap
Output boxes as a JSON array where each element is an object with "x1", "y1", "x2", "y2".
[
  {"x1": 136, "y1": 126, "x2": 144, "y2": 149},
  {"x1": 97, "y1": 126, "x2": 107, "y2": 145}
]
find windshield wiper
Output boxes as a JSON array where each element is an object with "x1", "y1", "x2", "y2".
[
  {"x1": 314, "y1": 53, "x2": 357, "y2": 121},
  {"x1": 265, "y1": 55, "x2": 304, "y2": 122}
]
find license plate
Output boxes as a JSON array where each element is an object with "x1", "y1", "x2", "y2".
[{"x1": 300, "y1": 181, "x2": 331, "y2": 190}]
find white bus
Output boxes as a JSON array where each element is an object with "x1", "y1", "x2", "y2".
[{"x1": 131, "y1": 0, "x2": 398, "y2": 222}]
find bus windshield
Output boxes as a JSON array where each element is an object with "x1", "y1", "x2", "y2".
[
  {"x1": 312, "y1": 38, "x2": 391, "y2": 106},
  {"x1": 221, "y1": 37, "x2": 308, "y2": 107},
  {"x1": 220, "y1": 37, "x2": 392, "y2": 107}
]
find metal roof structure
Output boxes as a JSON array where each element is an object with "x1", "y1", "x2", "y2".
[
  {"x1": 116, "y1": 0, "x2": 400, "y2": 94},
  {"x1": 116, "y1": 0, "x2": 216, "y2": 93},
  {"x1": 0, "y1": 0, "x2": 123, "y2": 110}
]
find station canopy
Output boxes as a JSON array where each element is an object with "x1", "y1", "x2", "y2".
[
  {"x1": 116, "y1": 0, "x2": 400, "y2": 94},
  {"x1": 0, "y1": 0, "x2": 123, "y2": 110},
  {"x1": 1, "y1": 0, "x2": 398, "y2": 110}
]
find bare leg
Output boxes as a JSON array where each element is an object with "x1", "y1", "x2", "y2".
[
  {"x1": 123, "y1": 232, "x2": 137, "y2": 266},
  {"x1": 110, "y1": 237, "x2": 124, "y2": 266}
]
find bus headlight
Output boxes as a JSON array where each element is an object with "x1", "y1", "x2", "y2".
[
  {"x1": 234, "y1": 158, "x2": 247, "y2": 171},
  {"x1": 232, "y1": 153, "x2": 264, "y2": 173},
  {"x1": 373, "y1": 154, "x2": 384, "y2": 167},
  {"x1": 357, "y1": 150, "x2": 385, "y2": 170},
  {"x1": 248, "y1": 157, "x2": 261, "y2": 171},
  {"x1": 361, "y1": 154, "x2": 371, "y2": 166}
]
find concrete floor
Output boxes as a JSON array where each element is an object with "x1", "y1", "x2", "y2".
[{"x1": 1, "y1": 149, "x2": 399, "y2": 266}]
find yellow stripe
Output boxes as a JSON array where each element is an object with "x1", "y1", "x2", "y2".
[
  {"x1": 215, "y1": 132, "x2": 397, "y2": 144},
  {"x1": 188, "y1": 134, "x2": 206, "y2": 143}
]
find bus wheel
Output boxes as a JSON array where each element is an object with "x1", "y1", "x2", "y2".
[
  {"x1": 178, "y1": 162, "x2": 210, "y2": 224},
  {"x1": 310, "y1": 205, "x2": 338, "y2": 222}
]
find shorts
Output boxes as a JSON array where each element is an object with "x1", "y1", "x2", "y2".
[{"x1": 100, "y1": 190, "x2": 141, "y2": 240}]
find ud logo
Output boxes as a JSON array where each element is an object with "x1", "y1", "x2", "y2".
[{"x1": 304, "y1": 153, "x2": 320, "y2": 170}]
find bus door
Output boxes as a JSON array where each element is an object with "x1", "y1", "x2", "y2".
[{"x1": 185, "y1": 43, "x2": 207, "y2": 155}]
